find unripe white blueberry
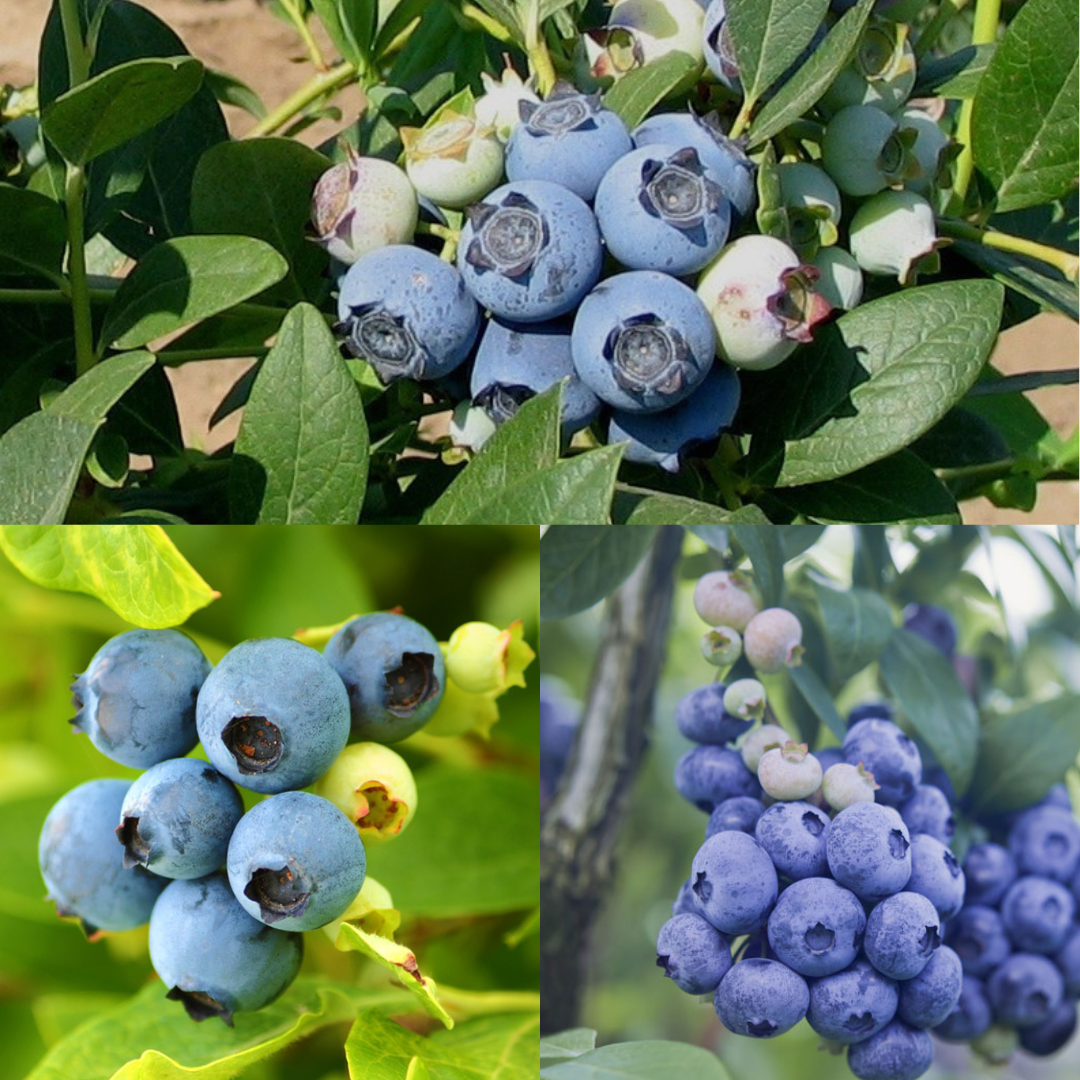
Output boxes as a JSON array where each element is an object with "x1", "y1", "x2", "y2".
[
  {"x1": 822, "y1": 761, "x2": 879, "y2": 811},
  {"x1": 586, "y1": 0, "x2": 705, "y2": 81},
  {"x1": 743, "y1": 608, "x2": 804, "y2": 674},
  {"x1": 701, "y1": 626, "x2": 742, "y2": 667},
  {"x1": 809, "y1": 246, "x2": 864, "y2": 310},
  {"x1": 475, "y1": 66, "x2": 539, "y2": 143},
  {"x1": 849, "y1": 189, "x2": 939, "y2": 285},
  {"x1": 740, "y1": 723, "x2": 790, "y2": 773},
  {"x1": 758, "y1": 741, "x2": 822, "y2": 801},
  {"x1": 722, "y1": 678, "x2": 766, "y2": 721},
  {"x1": 693, "y1": 570, "x2": 761, "y2": 631}
]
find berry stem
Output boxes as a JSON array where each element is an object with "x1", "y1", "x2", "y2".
[
  {"x1": 278, "y1": 0, "x2": 329, "y2": 72},
  {"x1": 949, "y1": 0, "x2": 1001, "y2": 205},
  {"x1": 244, "y1": 61, "x2": 358, "y2": 138},
  {"x1": 914, "y1": 0, "x2": 972, "y2": 60},
  {"x1": 729, "y1": 100, "x2": 754, "y2": 141},
  {"x1": 937, "y1": 217, "x2": 1080, "y2": 281}
]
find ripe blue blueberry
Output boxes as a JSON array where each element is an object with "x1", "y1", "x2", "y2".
[
  {"x1": 70, "y1": 629, "x2": 210, "y2": 768},
  {"x1": 1053, "y1": 923, "x2": 1080, "y2": 997},
  {"x1": 572, "y1": 271, "x2": 716, "y2": 413},
  {"x1": 675, "y1": 682, "x2": 751, "y2": 745},
  {"x1": 986, "y1": 952, "x2": 1064, "y2": 1028},
  {"x1": 946, "y1": 905, "x2": 1012, "y2": 977},
  {"x1": 691, "y1": 830, "x2": 778, "y2": 934},
  {"x1": 656, "y1": 912, "x2": 732, "y2": 994},
  {"x1": 848, "y1": 701, "x2": 893, "y2": 726},
  {"x1": 847, "y1": 1020, "x2": 933, "y2": 1080},
  {"x1": 607, "y1": 363, "x2": 740, "y2": 473},
  {"x1": 469, "y1": 317, "x2": 600, "y2": 441},
  {"x1": 826, "y1": 801, "x2": 912, "y2": 901},
  {"x1": 675, "y1": 745, "x2": 762, "y2": 811},
  {"x1": 1008, "y1": 805, "x2": 1080, "y2": 883},
  {"x1": 934, "y1": 974, "x2": 993, "y2": 1041},
  {"x1": 766, "y1": 877, "x2": 866, "y2": 977},
  {"x1": 337, "y1": 245, "x2": 480, "y2": 383},
  {"x1": 117, "y1": 758, "x2": 244, "y2": 879},
  {"x1": 920, "y1": 764, "x2": 957, "y2": 805},
  {"x1": 842, "y1": 717, "x2": 923, "y2": 805},
  {"x1": 905, "y1": 834, "x2": 966, "y2": 921},
  {"x1": 897, "y1": 944, "x2": 963, "y2": 1029},
  {"x1": 39, "y1": 779, "x2": 167, "y2": 934},
  {"x1": 713, "y1": 957, "x2": 809, "y2": 1038},
  {"x1": 1000, "y1": 875, "x2": 1076, "y2": 954},
  {"x1": 901, "y1": 603, "x2": 957, "y2": 655},
  {"x1": 864, "y1": 891, "x2": 941, "y2": 981},
  {"x1": 898, "y1": 784, "x2": 954, "y2": 844},
  {"x1": 458, "y1": 180, "x2": 602, "y2": 322},
  {"x1": 755, "y1": 800, "x2": 831, "y2": 881},
  {"x1": 962, "y1": 842, "x2": 1018, "y2": 907},
  {"x1": 197, "y1": 638, "x2": 350, "y2": 792},
  {"x1": 540, "y1": 677, "x2": 579, "y2": 802},
  {"x1": 227, "y1": 790, "x2": 366, "y2": 932},
  {"x1": 807, "y1": 958, "x2": 898, "y2": 1044},
  {"x1": 672, "y1": 876, "x2": 697, "y2": 916},
  {"x1": 324, "y1": 613, "x2": 444, "y2": 743},
  {"x1": 1018, "y1": 998, "x2": 1078, "y2": 1055},
  {"x1": 505, "y1": 83, "x2": 632, "y2": 201},
  {"x1": 706, "y1": 795, "x2": 765, "y2": 838},
  {"x1": 149, "y1": 874, "x2": 302, "y2": 1025},
  {"x1": 814, "y1": 746, "x2": 845, "y2": 773},
  {"x1": 594, "y1": 145, "x2": 731, "y2": 274}
]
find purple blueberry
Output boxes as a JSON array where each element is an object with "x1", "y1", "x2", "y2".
[
  {"x1": 986, "y1": 952, "x2": 1065, "y2": 1027},
  {"x1": 766, "y1": 877, "x2": 866, "y2": 977},
  {"x1": 847, "y1": 1020, "x2": 933, "y2": 1080},
  {"x1": 706, "y1": 795, "x2": 765, "y2": 837},
  {"x1": 540, "y1": 677, "x2": 579, "y2": 802},
  {"x1": 656, "y1": 912, "x2": 732, "y2": 994},
  {"x1": 814, "y1": 746, "x2": 845, "y2": 773},
  {"x1": 675, "y1": 745, "x2": 762, "y2": 811},
  {"x1": 905, "y1": 834, "x2": 966, "y2": 921},
  {"x1": 902, "y1": 603, "x2": 957, "y2": 656},
  {"x1": 755, "y1": 800, "x2": 831, "y2": 881},
  {"x1": 842, "y1": 718, "x2": 922, "y2": 806},
  {"x1": 713, "y1": 957, "x2": 809, "y2": 1037},
  {"x1": 807, "y1": 958, "x2": 898, "y2": 1044},
  {"x1": 826, "y1": 802, "x2": 912, "y2": 901},
  {"x1": 848, "y1": 701, "x2": 893, "y2": 726},
  {"x1": 864, "y1": 892, "x2": 941, "y2": 981},
  {"x1": 934, "y1": 974, "x2": 993, "y2": 1041},
  {"x1": 898, "y1": 784, "x2": 954, "y2": 844},
  {"x1": 690, "y1": 830, "x2": 778, "y2": 934},
  {"x1": 946, "y1": 905, "x2": 1012, "y2": 976},
  {"x1": 962, "y1": 842, "x2": 1018, "y2": 907},
  {"x1": 1008, "y1": 805, "x2": 1080, "y2": 883},
  {"x1": 1053, "y1": 923, "x2": 1080, "y2": 998},
  {"x1": 1000, "y1": 875, "x2": 1076, "y2": 954},
  {"x1": 897, "y1": 945, "x2": 963, "y2": 1029},
  {"x1": 675, "y1": 682, "x2": 752, "y2": 745},
  {"x1": 1019, "y1": 998, "x2": 1078, "y2": 1055},
  {"x1": 672, "y1": 876, "x2": 697, "y2": 916}
]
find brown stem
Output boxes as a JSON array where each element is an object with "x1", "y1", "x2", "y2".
[{"x1": 539, "y1": 526, "x2": 684, "y2": 1034}]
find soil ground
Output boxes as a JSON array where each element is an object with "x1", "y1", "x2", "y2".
[{"x1": 3, "y1": 0, "x2": 1077, "y2": 523}]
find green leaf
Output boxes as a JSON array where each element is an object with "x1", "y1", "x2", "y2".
[
  {"x1": 730, "y1": 524, "x2": 784, "y2": 606},
  {"x1": 778, "y1": 525, "x2": 827, "y2": 560},
  {"x1": 950, "y1": 239, "x2": 1078, "y2": 322},
  {"x1": 0, "y1": 525, "x2": 218, "y2": 627},
  {"x1": 310, "y1": 0, "x2": 377, "y2": 68},
  {"x1": 41, "y1": 57, "x2": 204, "y2": 165},
  {"x1": 541, "y1": 1040, "x2": 732, "y2": 1079},
  {"x1": 540, "y1": 526, "x2": 657, "y2": 620},
  {"x1": 602, "y1": 51, "x2": 702, "y2": 128},
  {"x1": 914, "y1": 43, "x2": 995, "y2": 100},
  {"x1": 878, "y1": 628, "x2": 979, "y2": 796},
  {"x1": 0, "y1": 186, "x2": 68, "y2": 284},
  {"x1": 202, "y1": 69, "x2": 267, "y2": 118},
  {"x1": 748, "y1": 281, "x2": 1004, "y2": 487},
  {"x1": 812, "y1": 579, "x2": 894, "y2": 682},
  {"x1": 971, "y1": 0, "x2": 1079, "y2": 213},
  {"x1": 787, "y1": 661, "x2": 847, "y2": 743},
  {"x1": 230, "y1": 303, "x2": 369, "y2": 524},
  {"x1": 366, "y1": 765, "x2": 537, "y2": 918},
  {"x1": 612, "y1": 488, "x2": 770, "y2": 524},
  {"x1": 726, "y1": 0, "x2": 830, "y2": 107},
  {"x1": 100, "y1": 236, "x2": 288, "y2": 349},
  {"x1": 346, "y1": 1009, "x2": 539, "y2": 1080},
  {"x1": 747, "y1": 0, "x2": 874, "y2": 148},
  {"x1": 541, "y1": 1029, "x2": 598, "y2": 1070}
]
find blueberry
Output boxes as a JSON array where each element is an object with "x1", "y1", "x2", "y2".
[
  {"x1": 755, "y1": 800, "x2": 830, "y2": 880},
  {"x1": 906, "y1": 834, "x2": 966, "y2": 921},
  {"x1": 702, "y1": 0, "x2": 740, "y2": 92},
  {"x1": 692, "y1": 569, "x2": 761, "y2": 632},
  {"x1": 1008, "y1": 805, "x2": 1080, "y2": 883},
  {"x1": 608, "y1": 364, "x2": 740, "y2": 473},
  {"x1": 766, "y1": 877, "x2": 865, "y2": 977},
  {"x1": 842, "y1": 718, "x2": 922, "y2": 806},
  {"x1": 897, "y1": 107, "x2": 952, "y2": 196},
  {"x1": 197, "y1": 638, "x2": 350, "y2": 792},
  {"x1": 822, "y1": 762, "x2": 880, "y2": 811},
  {"x1": 39, "y1": 779, "x2": 168, "y2": 934},
  {"x1": 758, "y1": 742, "x2": 822, "y2": 802},
  {"x1": 675, "y1": 745, "x2": 761, "y2": 811},
  {"x1": 1000, "y1": 875, "x2": 1076, "y2": 954},
  {"x1": 946, "y1": 905, "x2": 1012, "y2": 976},
  {"x1": 897, "y1": 944, "x2": 963, "y2": 1028},
  {"x1": 849, "y1": 190, "x2": 939, "y2": 286},
  {"x1": 69, "y1": 629, "x2": 210, "y2": 768},
  {"x1": 656, "y1": 912, "x2": 731, "y2": 994},
  {"x1": 337, "y1": 245, "x2": 480, "y2": 383},
  {"x1": 713, "y1": 957, "x2": 809, "y2": 1038},
  {"x1": 505, "y1": 83, "x2": 632, "y2": 201},
  {"x1": 324, "y1": 613, "x2": 444, "y2": 743},
  {"x1": 572, "y1": 270, "x2": 716, "y2": 413},
  {"x1": 814, "y1": 746, "x2": 845, "y2": 773},
  {"x1": 864, "y1": 892, "x2": 941, "y2": 981},
  {"x1": 149, "y1": 873, "x2": 302, "y2": 1025},
  {"x1": 934, "y1": 974, "x2": 993, "y2": 1041},
  {"x1": 900, "y1": 603, "x2": 957, "y2": 655},
  {"x1": 595, "y1": 145, "x2": 731, "y2": 274},
  {"x1": 706, "y1": 796, "x2": 765, "y2": 838},
  {"x1": 822, "y1": 105, "x2": 913, "y2": 197},
  {"x1": 826, "y1": 802, "x2": 912, "y2": 901},
  {"x1": 117, "y1": 759, "x2": 244, "y2": 879},
  {"x1": 777, "y1": 162, "x2": 843, "y2": 257},
  {"x1": 920, "y1": 764, "x2": 957, "y2": 805},
  {"x1": 847, "y1": 1020, "x2": 933, "y2": 1080},
  {"x1": 1054, "y1": 923, "x2": 1080, "y2": 997},
  {"x1": 820, "y1": 17, "x2": 917, "y2": 115},
  {"x1": 1018, "y1": 998, "x2": 1078, "y2": 1055},
  {"x1": 690, "y1": 830, "x2": 777, "y2": 934},
  {"x1": 401, "y1": 106, "x2": 504, "y2": 209},
  {"x1": 540, "y1": 676, "x2": 579, "y2": 802},
  {"x1": 743, "y1": 608, "x2": 804, "y2": 674},
  {"x1": 672, "y1": 876, "x2": 697, "y2": 916},
  {"x1": 469, "y1": 317, "x2": 600, "y2": 441},
  {"x1": 740, "y1": 724, "x2": 792, "y2": 773},
  {"x1": 898, "y1": 784, "x2": 954, "y2": 844},
  {"x1": 963, "y1": 842, "x2": 1018, "y2": 907},
  {"x1": 848, "y1": 701, "x2": 893, "y2": 726},
  {"x1": 986, "y1": 952, "x2": 1065, "y2": 1027},
  {"x1": 807, "y1": 958, "x2": 898, "y2": 1044},
  {"x1": 227, "y1": 790, "x2": 366, "y2": 931}
]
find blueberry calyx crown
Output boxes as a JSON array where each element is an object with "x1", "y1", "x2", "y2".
[
  {"x1": 768, "y1": 266, "x2": 832, "y2": 344},
  {"x1": 221, "y1": 715, "x2": 283, "y2": 775},
  {"x1": 116, "y1": 817, "x2": 151, "y2": 869},
  {"x1": 383, "y1": 651, "x2": 439, "y2": 717},
  {"x1": 465, "y1": 192, "x2": 549, "y2": 279},
  {"x1": 603, "y1": 313, "x2": 696, "y2": 399},
  {"x1": 342, "y1": 302, "x2": 427, "y2": 384},
  {"x1": 167, "y1": 985, "x2": 233, "y2": 1027},
  {"x1": 245, "y1": 863, "x2": 311, "y2": 923},
  {"x1": 638, "y1": 148, "x2": 722, "y2": 233},
  {"x1": 473, "y1": 382, "x2": 535, "y2": 424},
  {"x1": 519, "y1": 83, "x2": 601, "y2": 136},
  {"x1": 68, "y1": 674, "x2": 88, "y2": 732}
]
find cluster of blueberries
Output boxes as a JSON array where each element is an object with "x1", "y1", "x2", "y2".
[
  {"x1": 656, "y1": 572, "x2": 1079, "y2": 1078},
  {"x1": 38, "y1": 612, "x2": 444, "y2": 1025},
  {"x1": 313, "y1": 0, "x2": 950, "y2": 473}
]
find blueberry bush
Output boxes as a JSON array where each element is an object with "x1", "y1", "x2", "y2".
[
  {"x1": 541, "y1": 524, "x2": 1080, "y2": 1078},
  {"x1": 0, "y1": 524, "x2": 539, "y2": 1079},
  {"x1": 1, "y1": 0, "x2": 1076, "y2": 524}
]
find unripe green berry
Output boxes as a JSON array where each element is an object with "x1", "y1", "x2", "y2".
[
  {"x1": 701, "y1": 626, "x2": 742, "y2": 667},
  {"x1": 313, "y1": 742, "x2": 417, "y2": 845},
  {"x1": 723, "y1": 678, "x2": 766, "y2": 721},
  {"x1": 821, "y1": 762, "x2": 879, "y2": 811},
  {"x1": 740, "y1": 723, "x2": 789, "y2": 773},
  {"x1": 758, "y1": 741, "x2": 822, "y2": 801}
]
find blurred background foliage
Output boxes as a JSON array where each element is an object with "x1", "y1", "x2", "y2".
[
  {"x1": 542, "y1": 525, "x2": 1080, "y2": 1080},
  {"x1": 0, "y1": 525, "x2": 539, "y2": 1080}
]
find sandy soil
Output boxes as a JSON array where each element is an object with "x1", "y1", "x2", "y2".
[{"x1": 3, "y1": 0, "x2": 1077, "y2": 522}]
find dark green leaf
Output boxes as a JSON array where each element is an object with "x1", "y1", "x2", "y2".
[
  {"x1": 49, "y1": 352, "x2": 157, "y2": 425},
  {"x1": 542, "y1": 1041, "x2": 732, "y2": 1079},
  {"x1": 109, "y1": 363, "x2": 184, "y2": 457},
  {"x1": 203, "y1": 69, "x2": 267, "y2": 118},
  {"x1": 612, "y1": 487, "x2": 770, "y2": 524},
  {"x1": 914, "y1": 43, "x2": 995, "y2": 100},
  {"x1": 812, "y1": 579, "x2": 894, "y2": 682},
  {"x1": 230, "y1": 304, "x2": 369, "y2": 524},
  {"x1": 0, "y1": 186, "x2": 67, "y2": 283},
  {"x1": 787, "y1": 661, "x2": 847, "y2": 743},
  {"x1": 310, "y1": 0, "x2": 377, "y2": 68},
  {"x1": 603, "y1": 51, "x2": 702, "y2": 128},
  {"x1": 911, "y1": 407, "x2": 1011, "y2": 468},
  {"x1": 540, "y1": 526, "x2": 658, "y2": 620},
  {"x1": 779, "y1": 525, "x2": 827, "y2": 560},
  {"x1": 730, "y1": 524, "x2": 784, "y2": 606},
  {"x1": 0, "y1": 341, "x2": 71, "y2": 436},
  {"x1": 542, "y1": 1030, "x2": 598, "y2": 1070},
  {"x1": 950, "y1": 239, "x2": 1078, "y2": 321},
  {"x1": 878, "y1": 628, "x2": 978, "y2": 796},
  {"x1": 971, "y1": 0, "x2": 1079, "y2": 213}
]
